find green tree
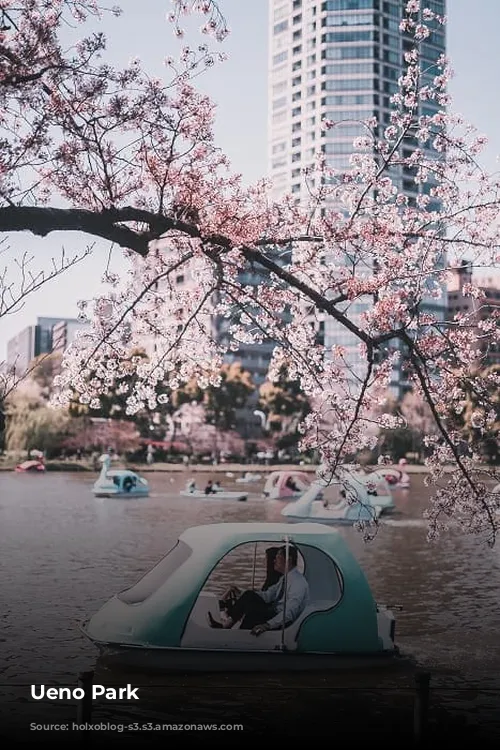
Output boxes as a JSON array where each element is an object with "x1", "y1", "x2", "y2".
[
  {"x1": 447, "y1": 364, "x2": 500, "y2": 464},
  {"x1": 170, "y1": 362, "x2": 255, "y2": 432},
  {"x1": 375, "y1": 394, "x2": 414, "y2": 462},
  {"x1": 29, "y1": 352, "x2": 63, "y2": 399},
  {"x1": 5, "y1": 383, "x2": 70, "y2": 457},
  {"x1": 257, "y1": 365, "x2": 311, "y2": 448}
]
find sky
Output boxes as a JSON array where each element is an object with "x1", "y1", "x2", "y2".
[{"x1": 1, "y1": 0, "x2": 500, "y2": 361}]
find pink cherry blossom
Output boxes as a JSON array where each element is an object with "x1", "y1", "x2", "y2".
[{"x1": 0, "y1": 1, "x2": 499, "y2": 544}]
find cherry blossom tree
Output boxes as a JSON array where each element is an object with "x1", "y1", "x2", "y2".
[{"x1": 1, "y1": 1, "x2": 500, "y2": 542}]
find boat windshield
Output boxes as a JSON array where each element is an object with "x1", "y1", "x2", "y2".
[
  {"x1": 117, "y1": 540, "x2": 192, "y2": 604},
  {"x1": 200, "y1": 541, "x2": 305, "y2": 598},
  {"x1": 301, "y1": 482, "x2": 344, "y2": 504},
  {"x1": 320, "y1": 482, "x2": 346, "y2": 506}
]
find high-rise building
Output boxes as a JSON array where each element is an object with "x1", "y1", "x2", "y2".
[
  {"x1": 6, "y1": 316, "x2": 89, "y2": 376},
  {"x1": 268, "y1": 0, "x2": 447, "y2": 395},
  {"x1": 51, "y1": 319, "x2": 91, "y2": 356}
]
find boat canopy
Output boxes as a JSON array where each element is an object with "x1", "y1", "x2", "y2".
[{"x1": 85, "y1": 523, "x2": 382, "y2": 653}]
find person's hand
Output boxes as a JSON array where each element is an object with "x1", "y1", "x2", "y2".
[
  {"x1": 251, "y1": 623, "x2": 270, "y2": 636},
  {"x1": 222, "y1": 585, "x2": 240, "y2": 601}
]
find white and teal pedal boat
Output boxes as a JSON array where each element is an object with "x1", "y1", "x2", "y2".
[
  {"x1": 81, "y1": 522, "x2": 399, "y2": 671},
  {"x1": 281, "y1": 471, "x2": 394, "y2": 524},
  {"x1": 92, "y1": 453, "x2": 149, "y2": 498}
]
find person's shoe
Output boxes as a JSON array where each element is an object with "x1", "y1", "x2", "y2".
[{"x1": 207, "y1": 612, "x2": 223, "y2": 628}]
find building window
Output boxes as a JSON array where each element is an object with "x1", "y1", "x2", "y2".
[
  {"x1": 274, "y1": 5, "x2": 288, "y2": 21},
  {"x1": 274, "y1": 20, "x2": 288, "y2": 35},
  {"x1": 273, "y1": 51, "x2": 288, "y2": 65},
  {"x1": 273, "y1": 80, "x2": 287, "y2": 95}
]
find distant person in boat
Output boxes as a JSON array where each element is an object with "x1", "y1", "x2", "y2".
[
  {"x1": 208, "y1": 545, "x2": 309, "y2": 636},
  {"x1": 285, "y1": 476, "x2": 300, "y2": 492},
  {"x1": 187, "y1": 479, "x2": 196, "y2": 493},
  {"x1": 212, "y1": 481, "x2": 221, "y2": 491},
  {"x1": 204, "y1": 480, "x2": 216, "y2": 495}
]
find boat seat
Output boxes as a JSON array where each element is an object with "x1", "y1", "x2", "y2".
[{"x1": 181, "y1": 592, "x2": 336, "y2": 651}]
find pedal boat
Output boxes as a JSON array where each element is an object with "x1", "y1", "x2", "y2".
[
  {"x1": 81, "y1": 522, "x2": 398, "y2": 671},
  {"x1": 15, "y1": 459, "x2": 45, "y2": 472},
  {"x1": 262, "y1": 470, "x2": 312, "y2": 499},
  {"x1": 180, "y1": 482, "x2": 247, "y2": 501},
  {"x1": 93, "y1": 469, "x2": 149, "y2": 498},
  {"x1": 369, "y1": 467, "x2": 410, "y2": 490},
  {"x1": 281, "y1": 471, "x2": 394, "y2": 523}
]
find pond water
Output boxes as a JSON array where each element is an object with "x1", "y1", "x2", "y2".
[{"x1": 1, "y1": 469, "x2": 500, "y2": 738}]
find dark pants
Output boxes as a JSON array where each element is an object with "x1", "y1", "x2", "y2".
[{"x1": 225, "y1": 590, "x2": 276, "y2": 630}]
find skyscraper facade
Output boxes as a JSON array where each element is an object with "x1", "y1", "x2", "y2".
[{"x1": 268, "y1": 0, "x2": 447, "y2": 394}]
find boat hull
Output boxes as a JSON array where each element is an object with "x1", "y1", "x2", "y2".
[
  {"x1": 93, "y1": 489, "x2": 149, "y2": 498},
  {"x1": 180, "y1": 491, "x2": 247, "y2": 501},
  {"x1": 284, "y1": 515, "x2": 379, "y2": 525},
  {"x1": 93, "y1": 641, "x2": 401, "y2": 673}
]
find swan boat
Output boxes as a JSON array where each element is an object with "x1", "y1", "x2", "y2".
[
  {"x1": 262, "y1": 470, "x2": 312, "y2": 499},
  {"x1": 92, "y1": 454, "x2": 149, "y2": 498},
  {"x1": 180, "y1": 481, "x2": 247, "y2": 502},
  {"x1": 281, "y1": 476, "x2": 388, "y2": 524},
  {"x1": 81, "y1": 522, "x2": 398, "y2": 671}
]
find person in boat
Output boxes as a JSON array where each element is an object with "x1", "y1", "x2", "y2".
[
  {"x1": 187, "y1": 479, "x2": 196, "y2": 493},
  {"x1": 285, "y1": 475, "x2": 300, "y2": 492},
  {"x1": 204, "y1": 480, "x2": 216, "y2": 495},
  {"x1": 212, "y1": 481, "x2": 221, "y2": 491},
  {"x1": 219, "y1": 547, "x2": 282, "y2": 614},
  {"x1": 208, "y1": 545, "x2": 309, "y2": 636}
]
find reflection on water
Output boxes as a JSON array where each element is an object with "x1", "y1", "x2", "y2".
[{"x1": 1, "y1": 469, "x2": 500, "y2": 732}]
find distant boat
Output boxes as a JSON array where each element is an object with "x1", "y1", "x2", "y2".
[
  {"x1": 370, "y1": 460, "x2": 411, "y2": 489},
  {"x1": 180, "y1": 480, "x2": 247, "y2": 502},
  {"x1": 235, "y1": 472, "x2": 262, "y2": 484},
  {"x1": 81, "y1": 522, "x2": 399, "y2": 671},
  {"x1": 281, "y1": 477, "x2": 386, "y2": 525},
  {"x1": 92, "y1": 453, "x2": 149, "y2": 498},
  {"x1": 15, "y1": 459, "x2": 45, "y2": 473},
  {"x1": 262, "y1": 470, "x2": 312, "y2": 499}
]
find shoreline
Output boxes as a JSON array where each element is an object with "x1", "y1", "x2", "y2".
[{"x1": 0, "y1": 461, "x2": 488, "y2": 474}]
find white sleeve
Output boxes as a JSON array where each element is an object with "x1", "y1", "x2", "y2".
[
  {"x1": 266, "y1": 580, "x2": 307, "y2": 629},
  {"x1": 259, "y1": 580, "x2": 280, "y2": 604}
]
